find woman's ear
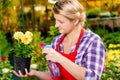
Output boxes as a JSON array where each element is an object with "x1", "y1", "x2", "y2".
[{"x1": 73, "y1": 18, "x2": 80, "y2": 25}]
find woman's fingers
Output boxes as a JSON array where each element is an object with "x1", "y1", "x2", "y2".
[
  {"x1": 18, "y1": 70, "x2": 23, "y2": 75},
  {"x1": 25, "y1": 68, "x2": 29, "y2": 74},
  {"x1": 42, "y1": 48, "x2": 52, "y2": 55},
  {"x1": 12, "y1": 70, "x2": 20, "y2": 77},
  {"x1": 12, "y1": 69, "x2": 28, "y2": 78}
]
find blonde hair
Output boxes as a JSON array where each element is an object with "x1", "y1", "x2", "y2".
[{"x1": 53, "y1": 0, "x2": 86, "y2": 26}]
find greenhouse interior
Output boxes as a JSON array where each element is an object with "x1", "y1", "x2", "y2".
[{"x1": 0, "y1": 0, "x2": 120, "y2": 80}]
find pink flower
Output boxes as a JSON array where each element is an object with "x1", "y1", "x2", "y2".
[
  {"x1": 39, "y1": 42, "x2": 46, "y2": 48},
  {"x1": 1, "y1": 56, "x2": 7, "y2": 61}
]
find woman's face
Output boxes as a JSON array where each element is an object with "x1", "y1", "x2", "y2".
[{"x1": 54, "y1": 13, "x2": 75, "y2": 34}]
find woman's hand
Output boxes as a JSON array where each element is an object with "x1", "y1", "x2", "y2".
[
  {"x1": 13, "y1": 69, "x2": 52, "y2": 80},
  {"x1": 12, "y1": 69, "x2": 36, "y2": 78},
  {"x1": 42, "y1": 48, "x2": 63, "y2": 63}
]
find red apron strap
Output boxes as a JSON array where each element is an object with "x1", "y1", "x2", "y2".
[{"x1": 53, "y1": 28, "x2": 85, "y2": 80}]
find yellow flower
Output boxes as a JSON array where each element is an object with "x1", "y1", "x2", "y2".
[
  {"x1": 25, "y1": 31, "x2": 33, "y2": 39},
  {"x1": 13, "y1": 31, "x2": 33, "y2": 45},
  {"x1": 105, "y1": 50, "x2": 120, "y2": 63},
  {"x1": 13, "y1": 32, "x2": 24, "y2": 40},
  {"x1": 108, "y1": 44, "x2": 120, "y2": 49},
  {"x1": 106, "y1": 51, "x2": 114, "y2": 63},
  {"x1": 21, "y1": 35, "x2": 32, "y2": 45},
  {"x1": 108, "y1": 44, "x2": 115, "y2": 48}
]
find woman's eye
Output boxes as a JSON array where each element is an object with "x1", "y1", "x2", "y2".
[
  {"x1": 56, "y1": 20, "x2": 64, "y2": 24},
  {"x1": 59, "y1": 21, "x2": 63, "y2": 24}
]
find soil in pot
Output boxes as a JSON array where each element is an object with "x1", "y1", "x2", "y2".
[{"x1": 14, "y1": 56, "x2": 31, "y2": 75}]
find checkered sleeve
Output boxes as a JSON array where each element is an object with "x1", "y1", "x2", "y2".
[{"x1": 84, "y1": 38, "x2": 106, "y2": 80}]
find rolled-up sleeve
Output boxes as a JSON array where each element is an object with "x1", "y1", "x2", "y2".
[{"x1": 84, "y1": 39, "x2": 106, "y2": 80}]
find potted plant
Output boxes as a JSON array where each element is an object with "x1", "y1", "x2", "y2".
[{"x1": 11, "y1": 31, "x2": 34, "y2": 75}]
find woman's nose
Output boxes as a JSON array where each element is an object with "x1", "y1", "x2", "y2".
[{"x1": 55, "y1": 23, "x2": 59, "y2": 28}]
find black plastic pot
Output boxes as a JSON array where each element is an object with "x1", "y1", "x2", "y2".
[{"x1": 14, "y1": 56, "x2": 31, "y2": 75}]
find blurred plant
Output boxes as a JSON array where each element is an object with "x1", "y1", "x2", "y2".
[
  {"x1": 0, "y1": 0, "x2": 19, "y2": 32},
  {"x1": 31, "y1": 31, "x2": 48, "y2": 72},
  {"x1": 31, "y1": 42, "x2": 48, "y2": 72},
  {"x1": 103, "y1": 31, "x2": 120, "y2": 48},
  {"x1": 0, "y1": 56, "x2": 13, "y2": 80},
  {"x1": 93, "y1": 29, "x2": 120, "y2": 48},
  {"x1": 93, "y1": 28, "x2": 108, "y2": 39},
  {"x1": 101, "y1": 44, "x2": 120, "y2": 80},
  {"x1": 86, "y1": 7, "x2": 101, "y2": 18},
  {"x1": 41, "y1": 26, "x2": 59, "y2": 44},
  {"x1": 0, "y1": 30, "x2": 11, "y2": 56}
]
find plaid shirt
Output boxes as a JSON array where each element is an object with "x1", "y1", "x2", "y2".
[{"x1": 51, "y1": 29, "x2": 106, "y2": 80}]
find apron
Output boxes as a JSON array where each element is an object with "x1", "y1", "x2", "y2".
[{"x1": 52, "y1": 28, "x2": 84, "y2": 80}]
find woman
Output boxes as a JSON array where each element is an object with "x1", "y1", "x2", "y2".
[{"x1": 13, "y1": 0, "x2": 106, "y2": 80}]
